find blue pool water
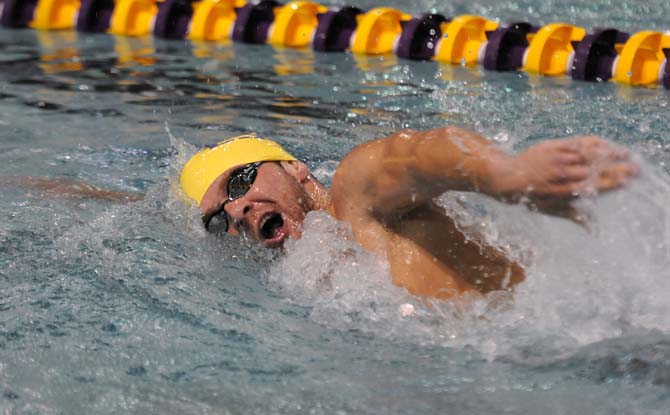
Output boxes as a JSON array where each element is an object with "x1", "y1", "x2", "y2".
[{"x1": 2, "y1": 1, "x2": 670, "y2": 413}]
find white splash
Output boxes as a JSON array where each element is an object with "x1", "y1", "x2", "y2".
[{"x1": 267, "y1": 157, "x2": 670, "y2": 358}]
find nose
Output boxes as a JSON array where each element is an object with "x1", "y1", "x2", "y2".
[{"x1": 224, "y1": 197, "x2": 253, "y2": 233}]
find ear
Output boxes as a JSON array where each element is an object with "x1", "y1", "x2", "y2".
[{"x1": 279, "y1": 160, "x2": 310, "y2": 182}]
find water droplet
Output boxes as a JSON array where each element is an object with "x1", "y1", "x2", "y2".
[
  {"x1": 400, "y1": 303, "x2": 415, "y2": 317},
  {"x1": 493, "y1": 132, "x2": 510, "y2": 143}
]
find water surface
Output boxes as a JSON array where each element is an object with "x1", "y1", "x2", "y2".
[{"x1": 1, "y1": 1, "x2": 670, "y2": 413}]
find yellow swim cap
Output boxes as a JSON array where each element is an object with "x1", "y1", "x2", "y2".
[{"x1": 180, "y1": 135, "x2": 297, "y2": 205}]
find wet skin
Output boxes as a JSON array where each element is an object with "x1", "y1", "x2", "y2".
[
  {"x1": 199, "y1": 161, "x2": 330, "y2": 248},
  {"x1": 199, "y1": 126, "x2": 639, "y2": 299}
]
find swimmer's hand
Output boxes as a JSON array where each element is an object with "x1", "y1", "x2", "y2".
[{"x1": 491, "y1": 136, "x2": 639, "y2": 200}]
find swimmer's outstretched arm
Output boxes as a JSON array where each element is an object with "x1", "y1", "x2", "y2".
[
  {"x1": 1, "y1": 177, "x2": 143, "y2": 202},
  {"x1": 332, "y1": 126, "x2": 638, "y2": 220}
]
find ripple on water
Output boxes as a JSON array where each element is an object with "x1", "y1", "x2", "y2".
[{"x1": 2, "y1": 5, "x2": 670, "y2": 412}]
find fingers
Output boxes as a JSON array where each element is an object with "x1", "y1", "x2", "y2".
[
  {"x1": 557, "y1": 136, "x2": 630, "y2": 162},
  {"x1": 606, "y1": 146, "x2": 631, "y2": 162},
  {"x1": 519, "y1": 136, "x2": 638, "y2": 200},
  {"x1": 564, "y1": 162, "x2": 638, "y2": 196},
  {"x1": 558, "y1": 151, "x2": 588, "y2": 166},
  {"x1": 554, "y1": 136, "x2": 604, "y2": 153},
  {"x1": 542, "y1": 164, "x2": 590, "y2": 184},
  {"x1": 562, "y1": 165, "x2": 592, "y2": 182},
  {"x1": 551, "y1": 138, "x2": 632, "y2": 181},
  {"x1": 594, "y1": 162, "x2": 640, "y2": 192},
  {"x1": 538, "y1": 160, "x2": 638, "y2": 197}
]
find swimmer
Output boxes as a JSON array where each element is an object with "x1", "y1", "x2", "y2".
[{"x1": 180, "y1": 127, "x2": 639, "y2": 299}]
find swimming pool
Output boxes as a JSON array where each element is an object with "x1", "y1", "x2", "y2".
[{"x1": 2, "y1": 0, "x2": 670, "y2": 413}]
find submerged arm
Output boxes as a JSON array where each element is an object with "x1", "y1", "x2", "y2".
[{"x1": 1, "y1": 176, "x2": 143, "y2": 202}]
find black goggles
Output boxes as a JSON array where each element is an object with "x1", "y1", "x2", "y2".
[{"x1": 202, "y1": 162, "x2": 262, "y2": 234}]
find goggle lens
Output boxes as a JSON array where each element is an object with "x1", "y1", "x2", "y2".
[{"x1": 227, "y1": 163, "x2": 260, "y2": 199}]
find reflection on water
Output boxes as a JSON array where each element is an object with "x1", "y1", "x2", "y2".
[
  {"x1": 353, "y1": 53, "x2": 400, "y2": 72},
  {"x1": 114, "y1": 35, "x2": 157, "y2": 67},
  {"x1": 36, "y1": 31, "x2": 84, "y2": 73},
  {"x1": 272, "y1": 46, "x2": 316, "y2": 76},
  {"x1": 190, "y1": 38, "x2": 235, "y2": 60}
]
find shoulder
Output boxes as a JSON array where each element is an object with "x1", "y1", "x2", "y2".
[
  {"x1": 330, "y1": 129, "x2": 428, "y2": 221},
  {"x1": 330, "y1": 144, "x2": 392, "y2": 254},
  {"x1": 330, "y1": 136, "x2": 390, "y2": 221},
  {"x1": 331, "y1": 129, "x2": 419, "y2": 191}
]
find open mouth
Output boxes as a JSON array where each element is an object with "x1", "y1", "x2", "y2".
[{"x1": 259, "y1": 212, "x2": 286, "y2": 246}]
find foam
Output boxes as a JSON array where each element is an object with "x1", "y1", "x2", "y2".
[{"x1": 268, "y1": 157, "x2": 670, "y2": 359}]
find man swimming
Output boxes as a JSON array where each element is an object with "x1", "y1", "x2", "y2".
[{"x1": 180, "y1": 126, "x2": 638, "y2": 299}]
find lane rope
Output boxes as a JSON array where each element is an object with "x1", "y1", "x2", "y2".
[{"x1": 1, "y1": 0, "x2": 669, "y2": 89}]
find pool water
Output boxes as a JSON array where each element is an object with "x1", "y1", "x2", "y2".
[{"x1": 2, "y1": 0, "x2": 670, "y2": 413}]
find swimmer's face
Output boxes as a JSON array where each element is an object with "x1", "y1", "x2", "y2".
[{"x1": 199, "y1": 161, "x2": 312, "y2": 248}]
